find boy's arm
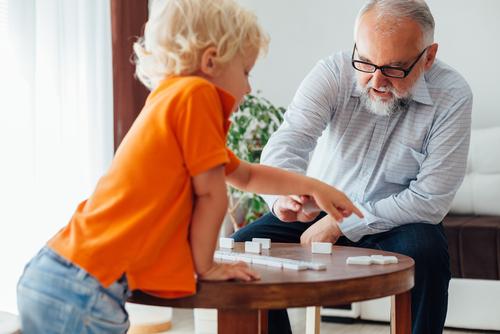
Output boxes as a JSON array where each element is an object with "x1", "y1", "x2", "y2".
[
  {"x1": 226, "y1": 161, "x2": 363, "y2": 222},
  {"x1": 190, "y1": 165, "x2": 259, "y2": 281}
]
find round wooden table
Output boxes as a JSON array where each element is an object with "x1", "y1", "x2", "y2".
[{"x1": 129, "y1": 243, "x2": 414, "y2": 334}]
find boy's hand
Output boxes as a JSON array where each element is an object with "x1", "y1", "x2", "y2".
[
  {"x1": 199, "y1": 262, "x2": 260, "y2": 282},
  {"x1": 311, "y1": 182, "x2": 363, "y2": 222}
]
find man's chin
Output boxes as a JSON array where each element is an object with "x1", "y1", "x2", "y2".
[
  {"x1": 363, "y1": 93, "x2": 397, "y2": 117},
  {"x1": 357, "y1": 81, "x2": 412, "y2": 116}
]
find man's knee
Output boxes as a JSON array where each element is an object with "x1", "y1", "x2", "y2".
[
  {"x1": 388, "y1": 223, "x2": 451, "y2": 278},
  {"x1": 231, "y1": 213, "x2": 307, "y2": 243},
  {"x1": 231, "y1": 221, "x2": 262, "y2": 242}
]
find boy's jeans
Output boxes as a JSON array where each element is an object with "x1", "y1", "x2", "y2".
[{"x1": 17, "y1": 246, "x2": 130, "y2": 334}]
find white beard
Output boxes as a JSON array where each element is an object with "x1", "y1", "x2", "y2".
[{"x1": 357, "y1": 81, "x2": 412, "y2": 117}]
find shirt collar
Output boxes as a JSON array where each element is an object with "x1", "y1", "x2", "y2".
[
  {"x1": 410, "y1": 73, "x2": 433, "y2": 106},
  {"x1": 350, "y1": 71, "x2": 434, "y2": 106},
  {"x1": 213, "y1": 85, "x2": 236, "y2": 133},
  {"x1": 214, "y1": 85, "x2": 236, "y2": 121}
]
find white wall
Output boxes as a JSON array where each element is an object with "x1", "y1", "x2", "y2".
[{"x1": 238, "y1": 0, "x2": 500, "y2": 128}]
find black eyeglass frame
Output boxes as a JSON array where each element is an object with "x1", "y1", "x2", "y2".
[{"x1": 351, "y1": 43, "x2": 429, "y2": 79}]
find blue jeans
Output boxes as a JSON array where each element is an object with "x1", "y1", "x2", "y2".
[
  {"x1": 17, "y1": 247, "x2": 131, "y2": 334},
  {"x1": 232, "y1": 212, "x2": 451, "y2": 334}
]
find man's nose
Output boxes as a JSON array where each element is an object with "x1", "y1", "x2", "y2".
[{"x1": 370, "y1": 69, "x2": 389, "y2": 89}]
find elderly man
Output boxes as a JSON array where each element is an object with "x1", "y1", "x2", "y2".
[{"x1": 232, "y1": 0, "x2": 472, "y2": 333}]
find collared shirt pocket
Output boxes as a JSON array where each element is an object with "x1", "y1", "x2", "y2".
[{"x1": 383, "y1": 145, "x2": 426, "y2": 186}]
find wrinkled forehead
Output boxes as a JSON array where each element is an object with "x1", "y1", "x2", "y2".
[{"x1": 355, "y1": 10, "x2": 423, "y2": 64}]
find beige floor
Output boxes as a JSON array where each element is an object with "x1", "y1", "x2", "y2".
[{"x1": 165, "y1": 308, "x2": 495, "y2": 334}]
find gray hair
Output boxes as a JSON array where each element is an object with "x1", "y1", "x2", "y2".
[{"x1": 354, "y1": 0, "x2": 435, "y2": 47}]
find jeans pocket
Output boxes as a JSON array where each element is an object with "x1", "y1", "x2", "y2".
[
  {"x1": 17, "y1": 283, "x2": 74, "y2": 334},
  {"x1": 87, "y1": 291, "x2": 130, "y2": 333}
]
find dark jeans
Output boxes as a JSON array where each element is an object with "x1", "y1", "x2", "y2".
[{"x1": 232, "y1": 212, "x2": 451, "y2": 334}]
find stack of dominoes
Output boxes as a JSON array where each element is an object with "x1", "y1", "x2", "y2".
[{"x1": 214, "y1": 250, "x2": 327, "y2": 271}]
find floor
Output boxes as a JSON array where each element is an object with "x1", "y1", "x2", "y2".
[{"x1": 164, "y1": 308, "x2": 497, "y2": 334}]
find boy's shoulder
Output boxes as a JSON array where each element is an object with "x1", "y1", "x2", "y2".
[
  {"x1": 149, "y1": 76, "x2": 234, "y2": 115},
  {"x1": 158, "y1": 76, "x2": 218, "y2": 97},
  {"x1": 147, "y1": 76, "x2": 220, "y2": 108}
]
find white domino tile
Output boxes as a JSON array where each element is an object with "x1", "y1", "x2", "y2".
[
  {"x1": 219, "y1": 253, "x2": 238, "y2": 261},
  {"x1": 302, "y1": 201, "x2": 321, "y2": 214},
  {"x1": 264, "y1": 259, "x2": 283, "y2": 268},
  {"x1": 244, "y1": 241, "x2": 262, "y2": 254},
  {"x1": 346, "y1": 256, "x2": 372, "y2": 265},
  {"x1": 300, "y1": 261, "x2": 327, "y2": 270},
  {"x1": 252, "y1": 238, "x2": 271, "y2": 249},
  {"x1": 251, "y1": 257, "x2": 268, "y2": 265},
  {"x1": 346, "y1": 255, "x2": 399, "y2": 265},
  {"x1": 384, "y1": 256, "x2": 398, "y2": 264},
  {"x1": 236, "y1": 255, "x2": 252, "y2": 263},
  {"x1": 219, "y1": 237, "x2": 234, "y2": 249},
  {"x1": 311, "y1": 242, "x2": 332, "y2": 254},
  {"x1": 370, "y1": 255, "x2": 398, "y2": 264},
  {"x1": 282, "y1": 262, "x2": 308, "y2": 270}
]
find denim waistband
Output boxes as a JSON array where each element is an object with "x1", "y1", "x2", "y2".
[{"x1": 39, "y1": 246, "x2": 130, "y2": 303}]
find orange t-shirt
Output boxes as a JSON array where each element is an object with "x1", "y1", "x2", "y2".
[{"x1": 48, "y1": 76, "x2": 240, "y2": 298}]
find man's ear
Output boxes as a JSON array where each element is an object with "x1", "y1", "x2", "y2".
[
  {"x1": 200, "y1": 46, "x2": 218, "y2": 77},
  {"x1": 424, "y1": 43, "x2": 438, "y2": 71}
]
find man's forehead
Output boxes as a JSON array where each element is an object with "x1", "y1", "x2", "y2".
[
  {"x1": 356, "y1": 16, "x2": 423, "y2": 64},
  {"x1": 357, "y1": 11, "x2": 423, "y2": 48},
  {"x1": 355, "y1": 42, "x2": 418, "y2": 66}
]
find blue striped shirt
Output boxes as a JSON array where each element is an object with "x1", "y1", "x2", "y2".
[{"x1": 261, "y1": 51, "x2": 473, "y2": 242}]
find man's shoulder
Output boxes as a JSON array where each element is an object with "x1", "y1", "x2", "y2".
[
  {"x1": 426, "y1": 59, "x2": 473, "y2": 100},
  {"x1": 315, "y1": 50, "x2": 356, "y2": 92},
  {"x1": 321, "y1": 50, "x2": 353, "y2": 71}
]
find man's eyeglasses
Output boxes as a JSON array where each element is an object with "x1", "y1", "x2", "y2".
[{"x1": 351, "y1": 43, "x2": 429, "y2": 79}]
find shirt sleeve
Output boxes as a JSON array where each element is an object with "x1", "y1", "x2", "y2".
[
  {"x1": 260, "y1": 59, "x2": 340, "y2": 211},
  {"x1": 175, "y1": 84, "x2": 231, "y2": 176},
  {"x1": 339, "y1": 93, "x2": 473, "y2": 242},
  {"x1": 225, "y1": 148, "x2": 241, "y2": 175}
]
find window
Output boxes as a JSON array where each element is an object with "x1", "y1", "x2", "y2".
[{"x1": 0, "y1": 0, "x2": 113, "y2": 314}]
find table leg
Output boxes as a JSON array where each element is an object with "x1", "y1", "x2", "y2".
[
  {"x1": 305, "y1": 306, "x2": 320, "y2": 334},
  {"x1": 391, "y1": 291, "x2": 411, "y2": 334},
  {"x1": 218, "y1": 309, "x2": 268, "y2": 334}
]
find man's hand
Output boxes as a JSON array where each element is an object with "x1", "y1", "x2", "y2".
[
  {"x1": 273, "y1": 195, "x2": 321, "y2": 223},
  {"x1": 300, "y1": 215, "x2": 343, "y2": 245}
]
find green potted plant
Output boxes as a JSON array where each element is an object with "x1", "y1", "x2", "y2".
[{"x1": 226, "y1": 93, "x2": 285, "y2": 230}]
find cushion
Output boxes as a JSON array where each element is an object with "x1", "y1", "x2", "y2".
[
  {"x1": 443, "y1": 214, "x2": 500, "y2": 280},
  {"x1": 450, "y1": 127, "x2": 500, "y2": 215}
]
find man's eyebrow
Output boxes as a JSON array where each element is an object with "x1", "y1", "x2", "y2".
[
  {"x1": 358, "y1": 55, "x2": 372, "y2": 63},
  {"x1": 358, "y1": 54, "x2": 407, "y2": 68},
  {"x1": 387, "y1": 61, "x2": 406, "y2": 67}
]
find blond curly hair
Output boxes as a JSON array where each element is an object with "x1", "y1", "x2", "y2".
[{"x1": 133, "y1": 0, "x2": 269, "y2": 90}]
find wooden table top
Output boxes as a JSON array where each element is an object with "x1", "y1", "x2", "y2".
[{"x1": 129, "y1": 243, "x2": 414, "y2": 310}]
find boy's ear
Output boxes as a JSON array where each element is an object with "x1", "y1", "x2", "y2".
[{"x1": 200, "y1": 47, "x2": 218, "y2": 77}]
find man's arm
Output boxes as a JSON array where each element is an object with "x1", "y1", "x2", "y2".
[
  {"x1": 339, "y1": 94, "x2": 473, "y2": 242},
  {"x1": 259, "y1": 59, "x2": 341, "y2": 210}
]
